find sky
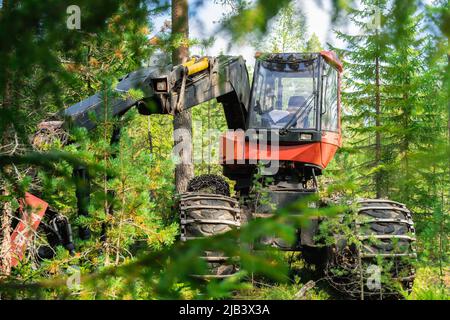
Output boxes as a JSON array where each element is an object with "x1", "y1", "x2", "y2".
[
  {"x1": 150, "y1": 0, "x2": 433, "y2": 66},
  {"x1": 151, "y1": 0, "x2": 355, "y2": 66}
]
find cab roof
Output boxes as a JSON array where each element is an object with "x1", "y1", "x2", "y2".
[{"x1": 255, "y1": 51, "x2": 343, "y2": 73}]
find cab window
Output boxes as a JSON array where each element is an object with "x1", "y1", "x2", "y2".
[
  {"x1": 249, "y1": 61, "x2": 318, "y2": 130},
  {"x1": 321, "y1": 64, "x2": 339, "y2": 132}
]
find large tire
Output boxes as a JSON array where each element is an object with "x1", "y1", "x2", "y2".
[
  {"x1": 187, "y1": 174, "x2": 230, "y2": 196},
  {"x1": 325, "y1": 199, "x2": 416, "y2": 299},
  {"x1": 179, "y1": 192, "x2": 241, "y2": 278}
]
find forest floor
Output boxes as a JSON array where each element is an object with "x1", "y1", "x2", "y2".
[{"x1": 232, "y1": 254, "x2": 449, "y2": 300}]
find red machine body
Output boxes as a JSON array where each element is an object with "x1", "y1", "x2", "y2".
[{"x1": 220, "y1": 51, "x2": 343, "y2": 171}]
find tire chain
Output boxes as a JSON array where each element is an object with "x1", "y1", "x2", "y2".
[
  {"x1": 187, "y1": 174, "x2": 230, "y2": 196},
  {"x1": 325, "y1": 199, "x2": 416, "y2": 299},
  {"x1": 179, "y1": 192, "x2": 241, "y2": 278}
]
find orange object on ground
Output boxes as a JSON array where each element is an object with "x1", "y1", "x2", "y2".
[{"x1": 10, "y1": 192, "x2": 48, "y2": 267}]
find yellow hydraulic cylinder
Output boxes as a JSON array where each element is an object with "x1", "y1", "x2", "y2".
[
  {"x1": 186, "y1": 57, "x2": 209, "y2": 75},
  {"x1": 182, "y1": 57, "x2": 197, "y2": 68}
]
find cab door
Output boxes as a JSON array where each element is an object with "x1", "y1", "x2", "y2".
[{"x1": 320, "y1": 62, "x2": 341, "y2": 168}]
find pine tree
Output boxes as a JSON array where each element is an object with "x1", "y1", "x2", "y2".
[
  {"x1": 332, "y1": 0, "x2": 449, "y2": 289},
  {"x1": 305, "y1": 33, "x2": 323, "y2": 52},
  {"x1": 257, "y1": 1, "x2": 308, "y2": 52},
  {"x1": 0, "y1": 0, "x2": 179, "y2": 283},
  {"x1": 0, "y1": 0, "x2": 145, "y2": 278},
  {"x1": 381, "y1": 1, "x2": 428, "y2": 204},
  {"x1": 411, "y1": 0, "x2": 449, "y2": 284},
  {"x1": 333, "y1": 0, "x2": 449, "y2": 206},
  {"x1": 332, "y1": 0, "x2": 391, "y2": 198}
]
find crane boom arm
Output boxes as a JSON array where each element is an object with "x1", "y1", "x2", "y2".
[
  {"x1": 62, "y1": 55, "x2": 250, "y2": 131},
  {"x1": 27, "y1": 55, "x2": 251, "y2": 254}
]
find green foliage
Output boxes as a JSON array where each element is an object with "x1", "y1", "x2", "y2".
[
  {"x1": 406, "y1": 267, "x2": 449, "y2": 300},
  {"x1": 220, "y1": 0, "x2": 292, "y2": 43},
  {"x1": 305, "y1": 33, "x2": 323, "y2": 52},
  {"x1": 247, "y1": 164, "x2": 276, "y2": 213},
  {"x1": 0, "y1": 0, "x2": 178, "y2": 299},
  {"x1": 257, "y1": 1, "x2": 307, "y2": 53},
  {"x1": 1, "y1": 0, "x2": 448, "y2": 301},
  {"x1": 329, "y1": 0, "x2": 449, "y2": 297},
  {"x1": 236, "y1": 282, "x2": 329, "y2": 300},
  {"x1": 192, "y1": 101, "x2": 228, "y2": 177},
  {"x1": 331, "y1": 0, "x2": 449, "y2": 212},
  {"x1": 331, "y1": 0, "x2": 393, "y2": 198},
  {"x1": 0, "y1": 196, "x2": 341, "y2": 299}
]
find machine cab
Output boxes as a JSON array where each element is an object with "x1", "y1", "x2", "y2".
[
  {"x1": 248, "y1": 52, "x2": 342, "y2": 143},
  {"x1": 221, "y1": 52, "x2": 342, "y2": 172}
]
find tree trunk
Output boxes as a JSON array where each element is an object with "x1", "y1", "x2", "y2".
[
  {"x1": 447, "y1": 54, "x2": 450, "y2": 176},
  {"x1": 0, "y1": 0, "x2": 13, "y2": 278},
  {"x1": 447, "y1": 53, "x2": 449, "y2": 211},
  {"x1": 375, "y1": 54, "x2": 383, "y2": 199},
  {"x1": 401, "y1": 89, "x2": 410, "y2": 203},
  {"x1": 172, "y1": 0, "x2": 193, "y2": 193},
  {"x1": 0, "y1": 190, "x2": 12, "y2": 277},
  {"x1": 1, "y1": 0, "x2": 13, "y2": 144}
]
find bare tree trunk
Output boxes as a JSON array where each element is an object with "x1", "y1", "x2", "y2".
[
  {"x1": 1, "y1": 0, "x2": 14, "y2": 147},
  {"x1": 0, "y1": 0, "x2": 20, "y2": 279},
  {"x1": 446, "y1": 53, "x2": 450, "y2": 218},
  {"x1": 375, "y1": 54, "x2": 382, "y2": 199},
  {"x1": 447, "y1": 53, "x2": 450, "y2": 177},
  {"x1": 0, "y1": 80, "x2": 13, "y2": 278},
  {"x1": 0, "y1": 190, "x2": 12, "y2": 278},
  {"x1": 401, "y1": 89, "x2": 410, "y2": 202},
  {"x1": 0, "y1": 0, "x2": 13, "y2": 276},
  {"x1": 172, "y1": 0, "x2": 193, "y2": 193}
]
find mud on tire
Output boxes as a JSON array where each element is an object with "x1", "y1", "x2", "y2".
[{"x1": 325, "y1": 199, "x2": 416, "y2": 299}]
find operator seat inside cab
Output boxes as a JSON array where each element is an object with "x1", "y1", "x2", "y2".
[
  {"x1": 261, "y1": 95, "x2": 308, "y2": 128},
  {"x1": 287, "y1": 95, "x2": 308, "y2": 128}
]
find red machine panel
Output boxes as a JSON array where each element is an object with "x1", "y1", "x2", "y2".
[
  {"x1": 220, "y1": 131, "x2": 341, "y2": 169},
  {"x1": 10, "y1": 193, "x2": 48, "y2": 267}
]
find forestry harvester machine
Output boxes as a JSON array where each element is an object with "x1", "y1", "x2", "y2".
[{"x1": 8, "y1": 52, "x2": 416, "y2": 298}]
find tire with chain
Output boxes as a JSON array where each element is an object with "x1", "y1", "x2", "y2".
[
  {"x1": 180, "y1": 175, "x2": 240, "y2": 278},
  {"x1": 187, "y1": 174, "x2": 230, "y2": 196},
  {"x1": 325, "y1": 199, "x2": 416, "y2": 299}
]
